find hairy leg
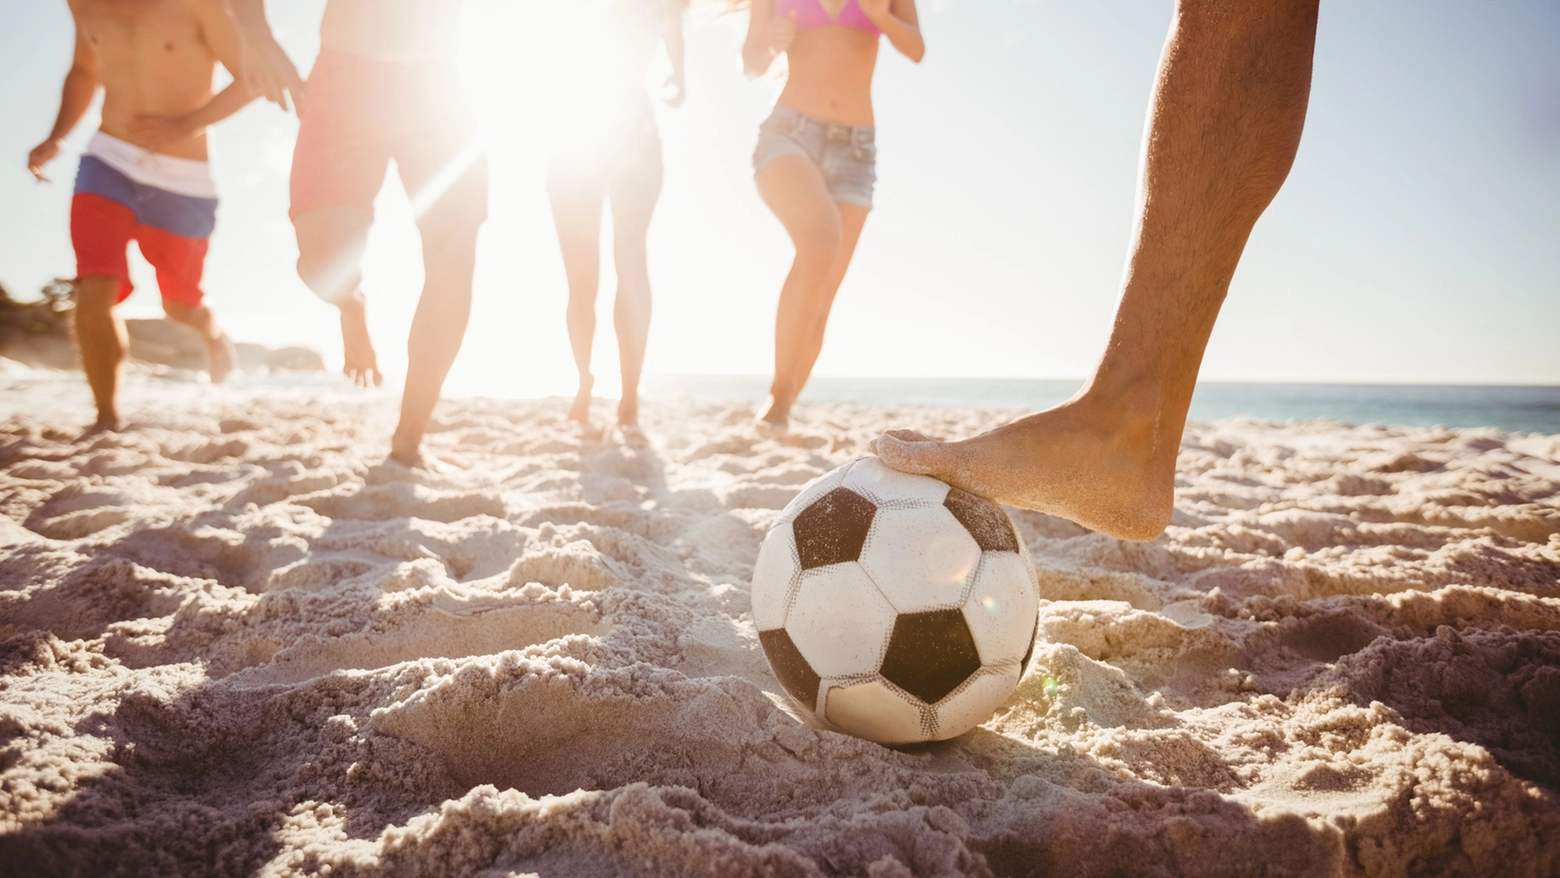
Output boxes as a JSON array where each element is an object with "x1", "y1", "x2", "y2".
[
  {"x1": 756, "y1": 154, "x2": 845, "y2": 431},
  {"x1": 609, "y1": 191, "x2": 658, "y2": 429},
  {"x1": 73, "y1": 276, "x2": 126, "y2": 433},
  {"x1": 875, "y1": 0, "x2": 1318, "y2": 540},
  {"x1": 162, "y1": 300, "x2": 236, "y2": 384},
  {"x1": 389, "y1": 200, "x2": 483, "y2": 467},
  {"x1": 294, "y1": 206, "x2": 382, "y2": 387},
  {"x1": 548, "y1": 184, "x2": 604, "y2": 424}
]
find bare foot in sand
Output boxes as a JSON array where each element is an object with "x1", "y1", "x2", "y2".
[
  {"x1": 338, "y1": 293, "x2": 382, "y2": 388},
  {"x1": 613, "y1": 421, "x2": 648, "y2": 446},
  {"x1": 755, "y1": 395, "x2": 791, "y2": 437},
  {"x1": 207, "y1": 333, "x2": 238, "y2": 384},
  {"x1": 387, "y1": 438, "x2": 452, "y2": 473},
  {"x1": 871, "y1": 395, "x2": 1177, "y2": 542},
  {"x1": 616, "y1": 395, "x2": 639, "y2": 430},
  {"x1": 569, "y1": 375, "x2": 594, "y2": 425},
  {"x1": 78, "y1": 417, "x2": 119, "y2": 441}
]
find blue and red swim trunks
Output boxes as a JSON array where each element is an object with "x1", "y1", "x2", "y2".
[{"x1": 71, "y1": 132, "x2": 218, "y2": 306}]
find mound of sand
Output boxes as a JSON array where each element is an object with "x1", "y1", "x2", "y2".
[{"x1": 0, "y1": 390, "x2": 1557, "y2": 876}]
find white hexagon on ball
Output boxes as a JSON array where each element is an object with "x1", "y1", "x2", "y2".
[
  {"x1": 962, "y1": 552, "x2": 1040, "y2": 666},
  {"x1": 842, "y1": 456, "x2": 950, "y2": 506},
  {"x1": 859, "y1": 506, "x2": 981, "y2": 614},
  {"x1": 785, "y1": 563, "x2": 896, "y2": 678},
  {"x1": 934, "y1": 666, "x2": 1022, "y2": 739},
  {"x1": 750, "y1": 522, "x2": 800, "y2": 631},
  {"x1": 824, "y1": 679, "x2": 927, "y2": 745}
]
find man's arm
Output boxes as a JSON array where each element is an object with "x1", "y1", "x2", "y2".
[
  {"x1": 861, "y1": 0, "x2": 924, "y2": 63},
  {"x1": 28, "y1": 20, "x2": 100, "y2": 182},
  {"x1": 223, "y1": 0, "x2": 303, "y2": 112},
  {"x1": 663, "y1": 0, "x2": 687, "y2": 107}
]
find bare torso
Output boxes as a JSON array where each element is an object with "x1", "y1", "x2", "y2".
[
  {"x1": 319, "y1": 0, "x2": 463, "y2": 61},
  {"x1": 779, "y1": 26, "x2": 880, "y2": 127},
  {"x1": 72, "y1": 0, "x2": 218, "y2": 160}
]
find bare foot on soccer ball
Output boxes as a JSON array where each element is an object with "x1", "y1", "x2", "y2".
[
  {"x1": 755, "y1": 394, "x2": 791, "y2": 437},
  {"x1": 871, "y1": 396, "x2": 1178, "y2": 542},
  {"x1": 569, "y1": 375, "x2": 594, "y2": 425},
  {"x1": 206, "y1": 332, "x2": 238, "y2": 384},
  {"x1": 338, "y1": 292, "x2": 382, "y2": 388}
]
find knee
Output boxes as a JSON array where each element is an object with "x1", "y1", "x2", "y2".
[
  {"x1": 295, "y1": 248, "x2": 361, "y2": 305},
  {"x1": 73, "y1": 277, "x2": 120, "y2": 311},
  {"x1": 792, "y1": 218, "x2": 843, "y2": 265}
]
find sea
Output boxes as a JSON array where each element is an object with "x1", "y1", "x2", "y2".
[{"x1": 640, "y1": 375, "x2": 1560, "y2": 435}]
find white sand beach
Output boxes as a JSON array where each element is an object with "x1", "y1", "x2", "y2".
[{"x1": 1, "y1": 375, "x2": 1557, "y2": 876}]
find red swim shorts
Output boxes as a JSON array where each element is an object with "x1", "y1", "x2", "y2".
[
  {"x1": 290, "y1": 50, "x2": 489, "y2": 223},
  {"x1": 71, "y1": 137, "x2": 217, "y2": 307}
]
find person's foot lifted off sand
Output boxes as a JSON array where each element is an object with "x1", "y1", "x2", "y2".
[
  {"x1": 874, "y1": 1, "x2": 1319, "y2": 542},
  {"x1": 29, "y1": 0, "x2": 257, "y2": 434},
  {"x1": 230, "y1": 0, "x2": 488, "y2": 463},
  {"x1": 336, "y1": 291, "x2": 382, "y2": 388}
]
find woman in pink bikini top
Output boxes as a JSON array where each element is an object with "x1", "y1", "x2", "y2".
[{"x1": 739, "y1": 0, "x2": 924, "y2": 435}]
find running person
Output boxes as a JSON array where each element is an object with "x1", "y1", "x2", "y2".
[
  {"x1": 548, "y1": 0, "x2": 688, "y2": 436},
  {"x1": 743, "y1": 0, "x2": 923, "y2": 435},
  {"x1": 225, "y1": 0, "x2": 489, "y2": 469},
  {"x1": 28, "y1": 0, "x2": 250, "y2": 436}
]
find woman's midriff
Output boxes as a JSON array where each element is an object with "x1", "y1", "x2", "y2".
[{"x1": 776, "y1": 30, "x2": 880, "y2": 128}]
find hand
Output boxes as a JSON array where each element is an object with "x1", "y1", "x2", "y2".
[
  {"x1": 127, "y1": 114, "x2": 196, "y2": 152},
  {"x1": 858, "y1": 0, "x2": 893, "y2": 25},
  {"x1": 766, "y1": 10, "x2": 797, "y2": 57},
  {"x1": 662, "y1": 70, "x2": 685, "y2": 108},
  {"x1": 27, "y1": 137, "x2": 64, "y2": 182},
  {"x1": 237, "y1": 23, "x2": 304, "y2": 114}
]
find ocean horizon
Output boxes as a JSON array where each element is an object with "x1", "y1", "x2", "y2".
[{"x1": 641, "y1": 374, "x2": 1560, "y2": 435}]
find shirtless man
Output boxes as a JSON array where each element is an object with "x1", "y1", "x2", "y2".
[
  {"x1": 224, "y1": 0, "x2": 489, "y2": 468},
  {"x1": 874, "y1": 0, "x2": 1319, "y2": 542},
  {"x1": 27, "y1": 0, "x2": 250, "y2": 435}
]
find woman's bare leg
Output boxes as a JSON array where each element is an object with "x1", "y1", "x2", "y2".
[
  {"x1": 609, "y1": 194, "x2": 657, "y2": 429},
  {"x1": 874, "y1": 0, "x2": 1318, "y2": 540},
  {"x1": 756, "y1": 154, "x2": 844, "y2": 431},
  {"x1": 781, "y1": 201, "x2": 868, "y2": 403},
  {"x1": 549, "y1": 185, "x2": 604, "y2": 425}
]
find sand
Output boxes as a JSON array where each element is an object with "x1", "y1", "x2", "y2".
[{"x1": 1, "y1": 374, "x2": 1557, "y2": 876}]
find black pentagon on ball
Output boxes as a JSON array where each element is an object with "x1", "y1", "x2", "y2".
[
  {"x1": 759, "y1": 628, "x2": 821, "y2": 711},
  {"x1": 793, "y1": 487, "x2": 877, "y2": 570},
  {"x1": 943, "y1": 488, "x2": 1021, "y2": 553},
  {"x1": 880, "y1": 609, "x2": 983, "y2": 704}
]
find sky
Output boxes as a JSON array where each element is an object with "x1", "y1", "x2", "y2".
[{"x1": 1, "y1": 0, "x2": 1557, "y2": 399}]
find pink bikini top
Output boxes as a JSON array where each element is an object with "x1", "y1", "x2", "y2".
[{"x1": 775, "y1": 0, "x2": 882, "y2": 36}]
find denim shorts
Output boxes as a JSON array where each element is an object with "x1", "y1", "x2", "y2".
[{"x1": 752, "y1": 106, "x2": 877, "y2": 209}]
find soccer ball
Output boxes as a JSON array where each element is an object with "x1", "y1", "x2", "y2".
[{"x1": 752, "y1": 457, "x2": 1039, "y2": 745}]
